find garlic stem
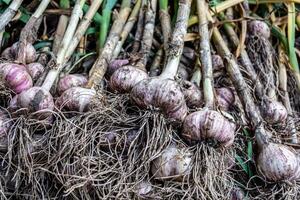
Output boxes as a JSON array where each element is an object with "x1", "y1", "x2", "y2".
[
  {"x1": 41, "y1": 0, "x2": 85, "y2": 91},
  {"x1": 190, "y1": 58, "x2": 202, "y2": 87},
  {"x1": 112, "y1": 0, "x2": 141, "y2": 59},
  {"x1": 87, "y1": 0, "x2": 132, "y2": 88},
  {"x1": 197, "y1": 0, "x2": 214, "y2": 109},
  {"x1": 0, "y1": 0, "x2": 23, "y2": 32},
  {"x1": 64, "y1": 0, "x2": 104, "y2": 62},
  {"x1": 159, "y1": 0, "x2": 192, "y2": 80},
  {"x1": 159, "y1": 0, "x2": 171, "y2": 53}
]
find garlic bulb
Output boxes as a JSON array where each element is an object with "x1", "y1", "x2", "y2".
[
  {"x1": 257, "y1": 143, "x2": 299, "y2": 181},
  {"x1": 261, "y1": 100, "x2": 287, "y2": 124},
  {"x1": 0, "y1": 63, "x2": 33, "y2": 93},
  {"x1": 182, "y1": 109, "x2": 235, "y2": 147},
  {"x1": 57, "y1": 74, "x2": 88, "y2": 95},
  {"x1": 10, "y1": 42, "x2": 37, "y2": 64},
  {"x1": 17, "y1": 87, "x2": 54, "y2": 119},
  {"x1": 109, "y1": 66, "x2": 148, "y2": 93},
  {"x1": 135, "y1": 181, "x2": 153, "y2": 198},
  {"x1": 183, "y1": 47, "x2": 195, "y2": 60},
  {"x1": 151, "y1": 145, "x2": 192, "y2": 180},
  {"x1": 177, "y1": 64, "x2": 189, "y2": 80},
  {"x1": 248, "y1": 20, "x2": 270, "y2": 39},
  {"x1": 131, "y1": 78, "x2": 188, "y2": 122},
  {"x1": 182, "y1": 80, "x2": 202, "y2": 108},
  {"x1": 216, "y1": 87, "x2": 235, "y2": 111},
  {"x1": 212, "y1": 54, "x2": 224, "y2": 71},
  {"x1": 107, "y1": 59, "x2": 129, "y2": 76},
  {"x1": 26, "y1": 62, "x2": 44, "y2": 81},
  {"x1": 55, "y1": 87, "x2": 96, "y2": 112}
]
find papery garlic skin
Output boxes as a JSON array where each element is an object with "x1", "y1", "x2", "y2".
[
  {"x1": 151, "y1": 146, "x2": 192, "y2": 180},
  {"x1": 110, "y1": 66, "x2": 148, "y2": 93},
  {"x1": 56, "y1": 87, "x2": 96, "y2": 112},
  {"x1": 0, "y1": 63, "x2": 33, "y2": 94},
  {"x1": 57, "y1": 74, "x2": 88, "y2": 95},
  {"x1": 257, "y1": 143, "x2": 299, "y2": 182},
  {"x1": 182, "y1": 109, "x2": 235, "y2": 147}
]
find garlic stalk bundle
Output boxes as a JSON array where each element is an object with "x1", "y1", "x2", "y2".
[
  {"x1": 109, "y1": 0, "x2": 155, "y2": 93},
  {"x1": 26, "y1": 62, "x2": 44, "y2": 81},
  {"x1": 216, "y1": 87, "x2": 235, "y2": 111},
  {"x1": 130, "y1": 0, "x2": 192, "y2": 122},
  {"x1": 257, "y1": 143, "x2": 299, "y2": 182},
  {"x1": 151, "y1": 145, "x2": 192, "y2": 180},
  {"x1": 182, "y1": 0, "x2": 235, "y2": 146},
  {"x1": 0, "y1": 63, "x2": 33, "y2": 93},
  {"x1": 57, "y1": 74, "x2": 88, "y2": 95},
  {"x1": 212, "y1": 21, "x2": 299, "y2": 182},
  {"x1": 182, "y1": 109, "x2": 235, "y2": 147}
]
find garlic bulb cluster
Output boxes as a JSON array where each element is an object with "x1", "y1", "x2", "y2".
[
  {"x1": 216, "y1": 87, "x2": 235, "y2": 111},
  {"x1": 182, "y1": 109, "x2": 235, "y2": 147},
  {"x1": 151, "y1": 145, "x2": 192, "y2": 180},
  {"x1": 56, "y1": 87, "x2": 96, "y2": 112},
  {"x1": 261, "y1": 100, "x2": 287, "y2": 124},
  {"x1": 26, "y1": 62, "x2": 44, "y2": 81},
  {"x1": 257, "y1": 143, "x2": 300, "y2": 181},
  {"x1": 2, "y1": 42, "x2": 36, "y2": 63},
  {"x1": 109, "y1": 65, "x2": 148, "y2": 93},
  {"x1": 212, "y1": 54, "x2": 224, "y2": 71},
  {"x1": 57, "y1": 74, "x2": 88, "y2": 95},
  {"x1": 181, "y1": 80, "x2": 202, "y2": 108},
  {"x1": 0, "y1": 63, "x2": 33, "y2": 93},
  {"x1": 248, "y1": 20, "x2": 270, "y2": 39},
  {"x1": 131, "y1": 78, "x2": 188, "y2": 121},
  {"x1": 16, "y1": 87, "x2": 54, "y2": 119}
]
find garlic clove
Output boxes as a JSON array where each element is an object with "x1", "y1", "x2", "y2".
[{"x1": 107, "y1": 59, "x2": 129, "y2": 76}]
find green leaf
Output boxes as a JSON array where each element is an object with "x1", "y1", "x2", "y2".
[
  {"x1": 236, "y1": 155, "x2": 249, "y2": 175},
  {"x1": 85, "y1": 27, "x2": 97, "y2": 35},
  {"x1": 33, "y1": 41, "x2": 52, "y2": 50},
  {"x1": 105, "y1": 0, "x2": 118, "y2": 10},
  {"x1": 2, "y1": 0, "x2": 11, "y2": 5}
]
